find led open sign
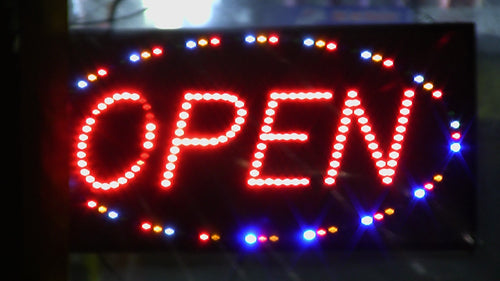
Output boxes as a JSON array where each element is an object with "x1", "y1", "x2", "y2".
[{"x1": 70, "y1": 25, "x2": 475, "y2": 251}]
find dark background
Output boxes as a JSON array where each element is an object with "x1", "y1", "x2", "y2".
[{"x1": 17, "y1": 0, "x2": 499, "y2": 280}]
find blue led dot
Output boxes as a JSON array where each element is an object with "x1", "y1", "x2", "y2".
[
  {"x1": 129, "y1": 53, "x2": 140, "y2": 62},
  {"x1": 413, "y1": 74, "x2": 424, "y2": 83},
  {"x1": 77, "y1": 80, "x2": 88, "y2": 88},
  {"x1": 108, "y1": 211, "x2": 119, "y2": 219},
  {"x1": 414, "y1": 188, "x2": 426, "y2": 199},
  {"x1": 303, "y1": 38, "x2": 314, "y2": 47},
  {"x1": 245, "y1": 35, "x2": 256, "y2": 43},
  {"x1": 186, "y1": 40, "x2": 197, "y2": 49},
  {"x1": 360, "y1": 50, "x2": 372, "y2": 59},
  {"x1": 450, "y1": 142, "x2": 461, "y2": 152},
  {"x1": 164, "y1": 227, "x2": 175, "y2": 236},
  {"x1": 450, "y1": 120, "x2": 460, "y2": 129},
  {"x1": 303, "y1": 229, "x2": 316, "y2": 241},
  {"x1": 361, "y1": 216, "x2": 373, "y2": 226},
  {"x1": 244, "y1": 233, "x2": 257, "y2": 245}
]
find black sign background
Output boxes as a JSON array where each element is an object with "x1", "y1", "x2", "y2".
[{"x1": 69, "y1": 25, "x2": 475, "y2": 251}]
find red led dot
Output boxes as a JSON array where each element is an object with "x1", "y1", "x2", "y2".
[
  {"x1": 268, "y1": 35, "x2": 279, "y2": 44},
  {"x1": 432, "y1": 90, "x2": 443, "y2": 99},
  {"x1": 451, "y1": 132, "x2": 461, "y2": 140},
  {"x1": 424, "y1": 183, "x2": 434, "y2": 190},
  {"x1": 326, "y1": 42, "x2": 337, "y2": 51},
  {"x1": 87, "y1": 200, "x2": 97, "y2": 208},
  {"x1": 374, "y1": 213, "x2": 384, "y2": 220},
  {"x1": 141, "y1": 222, "x2": 152, "y2": 231},
  {"x1": 97, "y1": 68, "x2": 107, "y2": 76},
  {"x1": 152, "y1": 47, "x2": 163, "y2": 55},
  {"x1": 199, "y1": 232, "x2": 210, "y2": 242},
  {"x1": 210, "y1": 37, "x2": 220, "y2": 46},
  {"x1": 258, "y1": 235, "x2": 268, "y2": 242},
  {"x1": 383, "y1": 59, "x2": 394, "y2": 68},
  {"x1": 317, "y1": 228, "x2": 327, "y2": 236},
  {"x1": 404, "y1": 89, "x2": 415, "y2": 98}
]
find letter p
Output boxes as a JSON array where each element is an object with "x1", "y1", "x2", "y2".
[{"x1": 161, "y1": 92, "x2": 247, "y2": 189}]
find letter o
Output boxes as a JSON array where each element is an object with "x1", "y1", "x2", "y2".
[{"x1": 75, "y1": 92, "x2": 157, "y2": 190}]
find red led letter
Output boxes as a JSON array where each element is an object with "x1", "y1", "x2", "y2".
[
  {"x1": 324, "y1": 89, "x2": 416, "y2": 186},
  {"x1": 247, "y1": 91, "x2": 333, "y2": 188},
  {"x1": 75, "y1": 92, "x2": 157, "y2": 190},
  {"x1": 161, "y1": 92, "x2": 247, "y2": 189}
]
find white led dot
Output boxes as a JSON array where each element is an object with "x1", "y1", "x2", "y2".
[
  {"x1": 391, "y1": 143, "x2": 401, "y2": 150},
  {"x1": 334, "y1": 143, "x2": 344, "y2": 150},
  {"x1": 402, "y1": 99, "x2": 412, "y2": 107},
  {"x1": 77, "y1": 142, "x2": 87, "y2": 150},
  {"x1": 182, "y1": 102, "x2": 191, "y2": 110},
  {"x1": 398, "y1": 117, "x2": 408, "y2": 124},
  {"x1": 361, "y1": 125, "x2": 371, "y2": 133},
  {"x1": 394, "y1": 134, "x2": 404, "y2": 141},
  {"x1": 400, "y1": 108, "x2": 410, "y2": 115},
  {"x1": 330, "y1": 160, "x2": 340, "y2": 167},
  {"x1": 143, "y1": 141, "x2": 153, "y2": 149},
  {"x1": 389, "y1": 151, "x2": 399, "y2": 159},
  {"x1": 387, "y1": 160, "x2": 397, "y2": 167},
  {"x1": 332, "y1": 152, "x2": 342, "y2": 159},
  {"x1": 343, "y1": 108, "x2": 353, "y2": 115},
  {"x1": 237, "y1": 108, "x2": 247, "y2": 116},
  {"x1": 235, "y1": 117, "x2": 245, "y2": 124},
  {"x1": 325, "y1": 177, "x2": 335, "y2": 185},
  {"x1": 382, "y1": 177, "x2": 393, "y2": 184},
  {"x1": 82, "y1": 125, "x2": 91, "y2": 133},
  {"x1": 358, "y1": 117, "x2": 368, "y2": 124},
  {"x1": 365, "y1": 134, "x2": 375, "y2": 141},
  {"x1": 354, "y1": 108, "x2": 364, "y2": 116},
  {"x1": 341, "y1": 117, "x2": 351, "y2": 125},
  {"x1": 338, "y1": 126, "x2": 349, "y2": 133}
]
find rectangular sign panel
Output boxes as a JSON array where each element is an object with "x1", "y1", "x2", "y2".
[{"x1": 69, "y1": 25, "x2": 475, "y2": 251}]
